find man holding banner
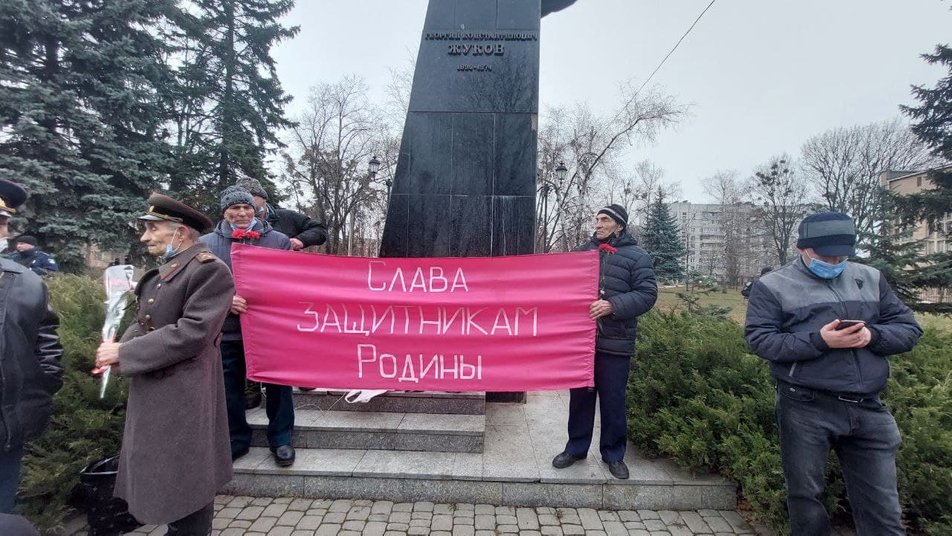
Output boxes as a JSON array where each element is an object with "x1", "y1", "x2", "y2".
[
  {"x1": 200, "y1": 186, "x2": 296, "y2": 466},
  {"x1": 552, "y1": 204, "x2": 657, "y2": 480}
]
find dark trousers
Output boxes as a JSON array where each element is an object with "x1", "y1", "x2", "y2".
[
  {"x1": 220, "y1": 340, "x2": 294, "y2": 453},
  {"x1": 776, "y1": 383, "x2": 905, "y2": 536},
  {"x1": 0, "y1": 444, "x2": 23, "y2": 514},
  {"x1": 165, "y1": 502, "x2": 213, "y2": 536},
  {"x1": 565, "y1": 351, "x2": 631, "y2": 463}
]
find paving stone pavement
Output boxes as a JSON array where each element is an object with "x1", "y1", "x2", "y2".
[{"x1": 73, "y1": 495, "x2": 762, "y2": 535}]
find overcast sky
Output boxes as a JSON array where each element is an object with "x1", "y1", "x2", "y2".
[{"x1": 272, "y1": 0, "x2": 951, "y2": 203}]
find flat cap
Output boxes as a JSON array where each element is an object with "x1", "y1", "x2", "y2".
[
  {"x1": 15, "y1": 235, "x2": 37, "y2": 246},
  {"x1": 796, "y1": 212, "x2": 856, "y2": 257},
  {"x1": 235, "y1": 175, "x2": 268, "y2": 200},
  {"x1": 139, "y1": 193, "x2": 213, "y2": 232},
  {"x1": 0, "y1": 178, "x2": 27, "y2": 218}
]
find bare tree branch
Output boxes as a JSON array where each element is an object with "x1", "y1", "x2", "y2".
[
  {"x1": 800, "y1": 117, "x2": 937, "y2": 243},
  {"x1": 535, "y1": 85, "x2": 684, "y2": 252}
]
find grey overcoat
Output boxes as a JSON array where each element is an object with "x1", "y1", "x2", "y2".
[{"x1": 114, "y1": 244, "x2": 234, "y2": 524}]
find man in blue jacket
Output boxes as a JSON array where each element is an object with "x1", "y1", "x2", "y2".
[
  {"x1": 745, "y1": 212, "x2": 922, "y2": 535},
  {"x1": 552, "y1": 204, "x2": 657, "y2": 480},
  {"x1": 200, "y1": 186, "x2": 296, "y2": 467}
]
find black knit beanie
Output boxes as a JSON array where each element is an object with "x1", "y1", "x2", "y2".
[{"x1": 597, "y1": 204, "x2": 628, "y2": 227}]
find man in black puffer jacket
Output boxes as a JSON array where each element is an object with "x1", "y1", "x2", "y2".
[{"x1": 552, "y1": 204, "x2": 657, "y2": 480}]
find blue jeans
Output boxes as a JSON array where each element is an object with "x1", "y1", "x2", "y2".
[
  {"x1": 0, "y1": 444, "x2": 24, "y2": 514},
  {"x1": 220, "y1": 340, "x2": 294, "y2": 453},
  {"x1": 565, "y1": 351, "x2": 631, "y2": 463},
  {"x1": 776, "y1": 382, "x2": 904, "y2": 536}
]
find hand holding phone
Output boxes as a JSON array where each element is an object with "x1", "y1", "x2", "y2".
[
  {"x1": 821, "y1": 319, "x2": 871, "y2": 348},
  {"x1": 835, "y1": 320, "x2": 865, "y2": 331}
]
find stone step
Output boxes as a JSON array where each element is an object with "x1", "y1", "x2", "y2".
[
  {"x1": 248, "y1": 408, "x2": 485, "y2": 453},
  {"x1": 225, "y1": 444, "x2": 735, "y2": 511},
  {"x1": 227, "y1": 393, "x2": 737, "y2": 511},
  {"x1": 287, "y1": 389, "x2": 486, "y2": 415}
]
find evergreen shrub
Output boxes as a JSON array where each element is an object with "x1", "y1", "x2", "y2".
[
  {"x1": 19, "y1": 274, "x2": 129, "y2": 529},
  {"x1": 628, "y1": 310, "x2": 951, "y2": 535},
  {"x1": 887, "y1": 328, "x2": 952, "y2": 534}
]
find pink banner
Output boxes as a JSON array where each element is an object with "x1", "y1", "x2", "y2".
[{"x1": 231, "y1": 245, "x2": 597, "y2": 391}]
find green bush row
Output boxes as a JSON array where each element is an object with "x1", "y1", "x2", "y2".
[
  {"x1": 627, "y1": 310, "x2": 952, "y2": 535},
  {"x1": 16, "y1": 276, "x2": 950, "y2": 533}
]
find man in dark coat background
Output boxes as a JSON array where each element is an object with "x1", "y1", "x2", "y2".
[
  {"x1": 0, "y1": 179, "x2": 63, "y2": 514},
  {"x1": 552, "y1": 203, "x2": 657, "y2": 480},
  {"x1": 200, "y1": 186, "x2": 297, "y2": 466},
  {"x1": 236, "y1": 176, "x2": 327, "y2": 250},
  {"x1": 94, "y1": 193, "x2": 234, "y2": 534}
]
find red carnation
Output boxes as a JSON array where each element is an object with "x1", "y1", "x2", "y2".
[
  {"x1": 598, "y1": 243, "x2": 617, "y2": 254},
  {"x1": 231, "y1": 229, "x2": 261, "y2": 241}
]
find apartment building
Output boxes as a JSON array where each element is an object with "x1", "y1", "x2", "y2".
[
  {"x1": 670, "y1": 202, "x2": 777, "y2": 284},
  {"x1": 880, "y1": 166, "x2": 952, "y2": 303}
]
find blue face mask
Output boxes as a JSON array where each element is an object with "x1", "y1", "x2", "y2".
[
  {"x1": 159, "y1": 227, "x2": 184, "y2": 261},
  {"x1": 161, "y1": 244, "x2": 177, "y2": 260},
  {"x1": 807, "y1": 257, "x2": 847, "y2": 279}
]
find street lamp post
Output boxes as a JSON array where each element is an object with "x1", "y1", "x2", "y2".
[
  {"x1": 367, "y1": 155, "x2": 393, "y2": 203},
  {"x1": 368, "y1": 155, "x2": 380, "y2": 182},
  {"x1": 539, "y1": 161, "x2": 568, "y2": 253},
  {"x1": 368, "y1": 155, "x2": 392, "y2": 199},
  {"x1": 540, "y1": 181, "x2": 551, "y2": 252}
]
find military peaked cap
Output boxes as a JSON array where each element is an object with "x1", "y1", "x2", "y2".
[
  {"x1": 0, "y1": 178, "x2": 28, "y2": 218},
  {"x1": 139, "y1": 193, "x2": 213, "y2": 232}
]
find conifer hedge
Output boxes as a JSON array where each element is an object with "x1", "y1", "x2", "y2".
[
  {"x1": 628, "y1": 310, "x2": 951, "y2": 535},
  {"x1": 19, "y1": 275, "x2": 129, "y2": 529}
]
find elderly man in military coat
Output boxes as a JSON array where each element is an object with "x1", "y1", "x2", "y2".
[{"x1": 95, "y1": 193, "x2": 234, "y2": 535}]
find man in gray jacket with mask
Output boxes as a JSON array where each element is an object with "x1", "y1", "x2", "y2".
[
  {"x1": 0, "y1": 179, "x2": 63, "y2": 513},
  {"x1": 745, "y1": 211, "x2": 922, "y2": 535}
]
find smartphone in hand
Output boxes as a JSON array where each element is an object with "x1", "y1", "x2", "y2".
[{"x1": 835, "y1": 320, "x2": 865, "y2": 330}]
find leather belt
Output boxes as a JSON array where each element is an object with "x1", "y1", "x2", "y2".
[{"x1": 777, "y1": 381, "x2": 874, "y2": 404}]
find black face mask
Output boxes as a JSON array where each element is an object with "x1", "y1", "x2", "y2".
[{"x1": 18, "y1": 247, "x2": 36, "y2": 257}]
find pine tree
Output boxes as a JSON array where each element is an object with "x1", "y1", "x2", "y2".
[
  {"x1": 898, "y1": 44, "x2": 952, "y2": 313},
  {"x1": 858, "y1": 193, "x2": 926, "y2": 306},
  {"x1": 641, "y1": 188, "x2": 686, "y2": 282},
  {"x1": 168, "y1": 0, "x2": 299, "y2": 213},
  {"x1": 0, "y1": 0, "x2": 178, "y2": 270}
]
